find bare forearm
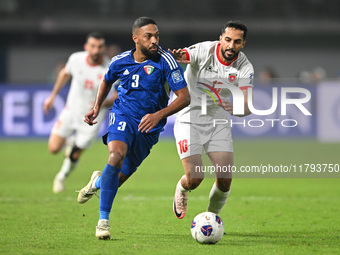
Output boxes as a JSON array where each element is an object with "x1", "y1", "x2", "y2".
[
  {"x1": 94, "y1": 79, "x2": 113, "y2": 110},
  {"x1": 234, "y1": 88, "x2": 252, "y2": 117},
  {"x1": 243, "y1": 105, "x2": 251, "y2": 116},
  {"x1": 138, "y1": 87, "x2": 190, "y2": 133},
  {"x1": 156, "y1": 88, "x2": 190, "y2": 119},
  {"x1": 50, "y1": 68, "x2": 70, "y2": 98}
]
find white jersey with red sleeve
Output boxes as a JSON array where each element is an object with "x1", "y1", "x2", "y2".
[
  {"x1": 175, "y1": 41, "x2": 254, "y2": 124},
  {"x1": 64, "y1": 51, "x2": 110, "y2": 123}
]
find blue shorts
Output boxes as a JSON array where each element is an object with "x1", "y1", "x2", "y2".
[{"x1": 102, "y1": 111, "x2": 160, "y2": 177}]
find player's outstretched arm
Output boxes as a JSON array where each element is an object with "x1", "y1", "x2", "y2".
[
  {"x1": 84, "y1": 79, "x2": 113, "y2": 126},
  {"x1": 43, "y1": 67, "x2": 71, "y2": 114},
  {"x1": 138, "y1": 87, "x2": 190, "y2": 133},
  {"x1": 220, "y1": 88, "x2": 252, "y2": 117},
  {"x1": 219, "y1": 101, "x2": 233, "y2": 115},
  {"x1": 168, "y1": 49, "x2": 191, "y2": 64}
]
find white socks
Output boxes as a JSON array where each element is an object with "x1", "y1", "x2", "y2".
[
  {"x1": 177, "y1": 175, "x2": 189, "y2": 194},
  {"x1": 207, "y1": 182, "x2": 230, "y2": 215},
  {"x1": 56, "y1": 157, "x2": 78, "y2": 180}
]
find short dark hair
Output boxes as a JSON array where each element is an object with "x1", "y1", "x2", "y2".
[
  {"x1": 86, "y1": 31, "x2": 105, "y2": 41},
  {"x1": 132, "y1": 17, "x2": 157, "y2": 34},
  {"x1": 222, "y1": 20, "x2": 248, "y2": 40}
]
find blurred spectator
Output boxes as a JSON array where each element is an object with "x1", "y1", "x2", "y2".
[
  {"x1": 298, "y1": 66, "x2": 327, "y2": 85},
  {"x1": 311, "y1": 66, "x2": 326, "y2": 83},
  {"x1": 298, "y1": 70, "x2": 312, "y2": 84},
  {"x1": 259, "y1": 67, "x2": 278, "y2": 85}
]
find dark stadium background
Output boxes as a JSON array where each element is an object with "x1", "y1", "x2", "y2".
[
  {"x1": 1, "y1": 0, "x2": 340, "y2": 83},
  {"x1": 0, "y1": 0, "x2": 339, "y2": 141}
]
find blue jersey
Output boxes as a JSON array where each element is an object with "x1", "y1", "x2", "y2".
[{"x1": 104, "y1": 46, "x2": 187, "y2": 132}]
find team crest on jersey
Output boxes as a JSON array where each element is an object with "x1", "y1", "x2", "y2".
[
  {"x1": 144, "y1": 65, "x2": 154, "y2": 75},
  {"x1": 228, "y1": 73, "x2": 237, "y2": 83}
]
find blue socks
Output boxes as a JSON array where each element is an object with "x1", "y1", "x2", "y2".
[
  {"x1": 95, "y1": 176, "x2": 101, "y2": 189},
  {"x1": 99, "y1": 164, "x2": 120, "y2": 220}
]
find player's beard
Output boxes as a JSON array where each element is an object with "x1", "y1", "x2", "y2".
[
  {"x1": 90, "y1": 54, "x2": 102, "y2": 64},
  {"x1": 221, "y1": 46, "x2": 238, "y2": 62},
  {"x1": 141, "y1": 44, "x2": 158, "y2": 58}
]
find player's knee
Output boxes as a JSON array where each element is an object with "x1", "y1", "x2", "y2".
[
  {"x1": 108, "y1": 150, "x2": 125, "y2": 166},
  {"x1": 187, "y1": 177, "x2": 203, "y2": 190},
  {"x1": 48, "y1": 143, "x2": 60, "y2": 154},
  {"x1": 69, "y1": 146, "x2": 82, "y2": 162}
]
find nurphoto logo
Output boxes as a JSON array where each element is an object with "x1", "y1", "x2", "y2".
[{"x1": 199, "y1": 78, "x2": 312, "y2": 128}]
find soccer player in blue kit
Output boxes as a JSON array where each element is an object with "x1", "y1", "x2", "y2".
[{"x1": 77, "y1": 17, "x2": 190, "y2": 240}]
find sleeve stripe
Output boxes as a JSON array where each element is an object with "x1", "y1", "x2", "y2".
[
  {"x1": 109, "y1": 51, "x2": 130, "y2": 66},
  {"x1": 165, "y1": 50, "x2": 179, "y2": 69},
  {"x1": 160, "y1": 49, "x2": 177, "y2": 70},
  {"x1": 158, "y1": 49, "x2": 173, "y2": 70},
  {"x1": 160, "y1": 53, "x2": 174, "y2": 70},
  {"x1": 159, "y1": 48, "x2": 178, "y2": 69},
  {"x1": 158, "y1": 48, "x2": 178, "y2": 70},
  {"x1": 183, "y1": 49, "x2": 190, "y2": 62}
]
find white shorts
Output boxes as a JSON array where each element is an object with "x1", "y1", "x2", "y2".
[
  {"x1": 174, "y1": 120, "x2": 233, "y2": 160},
  {"x1": 51, "y1": 108, "x2": 105, "y2": 149}
]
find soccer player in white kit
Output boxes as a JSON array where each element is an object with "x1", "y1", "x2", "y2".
[
  {"x1": 43, "y1": 32, "x2": 117, "y2": 193},
  {"x1": 170, "y1": 20, "x2": 254, "y2": 218}
]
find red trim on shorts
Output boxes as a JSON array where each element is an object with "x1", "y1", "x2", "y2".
[
  {"x1": 240, "y1": 86, "x2": 253, "y2": 90},
  {"x1": 216, "y1": 43, "x2": 238, "y2": 66},
  {"x1": 55, "y1": 119, "x2": 62, "y2": 130}
]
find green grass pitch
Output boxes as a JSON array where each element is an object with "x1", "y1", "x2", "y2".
[{"x1": 0, "y1": 138, "x2": 339, "y2": 254}]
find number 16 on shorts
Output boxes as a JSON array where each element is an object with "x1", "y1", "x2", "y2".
[{"x1": 178, "y1": 139, "x2": 188, "y2": 154}]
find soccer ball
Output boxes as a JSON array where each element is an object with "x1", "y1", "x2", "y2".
[{"x1": 190, "y1": 212, "x2": 224, "y2": 244}]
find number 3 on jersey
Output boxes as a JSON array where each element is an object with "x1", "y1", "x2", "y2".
[{"x1": 132, "y1": 74, "x2": 139, "y2": 87}]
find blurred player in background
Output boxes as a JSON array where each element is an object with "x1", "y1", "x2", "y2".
[
  {"x1": 43, "y1": 32, "x2": 117, "y2": 193},
  {"x1": 170, "y1": 20, "x2": 254, "y2": 219},
  {"x1": 77, "y1": 17, "x2": 190, "y2": 240}
]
